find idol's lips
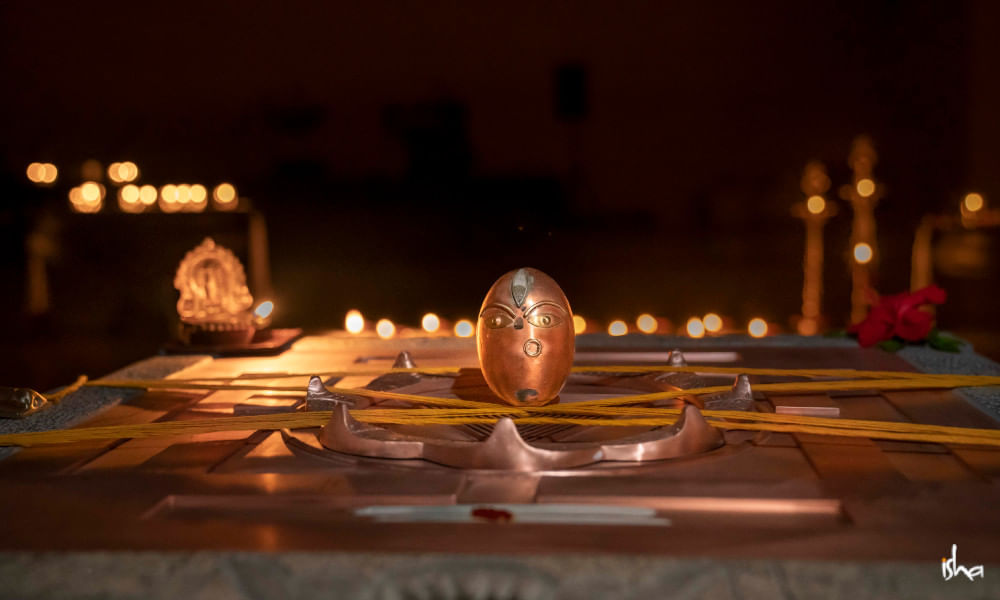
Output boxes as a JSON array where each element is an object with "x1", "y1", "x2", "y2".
[{"x1": 516, "y1": 388, "x2": 539, "y2": 403}]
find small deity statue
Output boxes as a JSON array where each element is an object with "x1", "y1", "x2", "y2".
[
  {"x1": 476, "y1": 268, "x2": 575, "y2": 406},
  {"x1": 174, "y1": 238, "x2": 255, "y2": 344}
]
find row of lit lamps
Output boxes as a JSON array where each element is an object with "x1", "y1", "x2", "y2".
[
  {"x1": 28, "y1": 161, "x2": 240, "y2": 215},
  {"x1": 343, "y1": 310, "x2": 771, "y2": 339},
  {"x1": 67, "y1": 181, "x2": 239, "y2": 214}
]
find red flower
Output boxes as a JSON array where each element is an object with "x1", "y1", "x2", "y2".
[{"x1": 848, "y1": 285, "x2": 947, "y2": 347}]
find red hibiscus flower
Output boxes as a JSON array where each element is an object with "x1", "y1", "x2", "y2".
[{"x1": 848, "y1": 285, "x2": 947, "y2": 348}]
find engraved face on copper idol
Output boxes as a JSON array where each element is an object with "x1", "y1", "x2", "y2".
[{"x1": 477, "y1": 268, "x2": 575, "y2": 406}]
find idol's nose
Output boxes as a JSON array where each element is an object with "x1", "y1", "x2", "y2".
[{"x1": 513, "y1": 316, "x2": 524, "y2": 329}]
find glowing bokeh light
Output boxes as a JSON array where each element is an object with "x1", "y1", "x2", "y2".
[
  {"x1": 748, "y1": 318, "x2": 768, "y2": 338},
  {"x1": 454, "y1": 319, "x2": 475, "y2": 338},
  {"x1": 120, "y1": 161, "x2": 138, "y2": 182},
  {"x1": 81, "y1": 181, "x2": 101, "y2": 203},
  {"x1": 964, "y1": 192, "x2": 984, "y2": 213},
  {"x1": 686, "y1": 317, "x2": 705, "y2": 338},
  {"x1": 375, "y1": 318, "x2": 396, "y2": 339},
  {"x1": 118, "y1": 184, "x2": 142, "y2": 212},
  {"x1": 703, "y1": 313, "x2": 723, "y2": 333},
  {"x1": 345, "y1": 310, "x2": 365, "y2": 334},
  {"x1": 69, "y1": 184, "x2": 102, "y2": 213},
  {"x1": 853, "y1": 242, "x2": 873, "y2": 264},
  {"x1": 176, "y1": 184, "x2": 192, "y2": 205},
  {"x1": 254, "y1": 301, "x2": 274, "y2": 320},
  {"x1": 573, "y1": 314, "x2": 586, "y2": 335},
  {"x1": 120, "y1": 184, "x2": 139, "y2": 203},
  {"x1": 159, "y1": 185, "x2": 181, "y2": 213},
  {"x1": 190, "y1": 184, "x2": 208, "y2": 204},
  {"x1": 421, "y1": 313, "x2": 440, "y2": 333},
  {"x1": 213, "y1": 183, "x2": 237, "y2": 209},
  {"x1": 139, "y1": 185, "x2": 158, "y2": 205},
  {"x1": 26, "y1": 162, "x2": 44, "y2": 182},
  {"x1": 856, "y1": 178, "x2": 875, "y2": 198},
  {"x1": 608, "y1": 320, "x2": 627, "y2": 336},
  {"x1": 161, "y1": 184, "x2": 177, "y2": 202},
  {"x1": 636, "y1": 313, "x2": 657, "y2": 334},
  {"x1": 806, "y1": 195, "x2": 826, "y2": 214},
  {"x1": 26, "y1": 162, "x2": 56, "y2": 184}
]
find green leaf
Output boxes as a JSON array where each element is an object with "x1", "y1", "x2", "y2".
[
  {"x1": 878, "y1": 339, "x2": 904, "y2": 352},
  {"x1": 928, "y1": 333, "x2": 963, "y2": 353}
]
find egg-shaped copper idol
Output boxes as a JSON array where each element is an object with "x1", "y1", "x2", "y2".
[{"x1": 476, "y1": 268, "x2": 575, "y2": 406}]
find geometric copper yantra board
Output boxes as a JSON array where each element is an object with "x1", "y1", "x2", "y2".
[{"x1": 0, "y1": 333, "x2": 998, "y2": 562}]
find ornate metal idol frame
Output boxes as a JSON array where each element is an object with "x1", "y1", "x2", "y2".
[
  {"x1": 304, "y1": 350, "x2": 754, "y2": 471},
  {"x1": 174, "y1": 237, "x2": 254, "y2": 325}
]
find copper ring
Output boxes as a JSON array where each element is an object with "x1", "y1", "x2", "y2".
[{"x1": 523, "y1": 339, "x2": 542, "y2": 357}]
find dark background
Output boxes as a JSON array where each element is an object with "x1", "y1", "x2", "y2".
[{"x1": 1, "y1": 1, "x2": 999, "y2": 390}]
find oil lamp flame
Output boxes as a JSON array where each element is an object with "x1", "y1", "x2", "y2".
[{"x1": 254, "y1": 301, "x2": 274, "y2": 320}]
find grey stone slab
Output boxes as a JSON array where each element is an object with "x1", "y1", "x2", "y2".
[
  {"x1": 0, "y1": 552, "x2": 995, "y2": 600},
  {"x1": 0, "y1": 354, "x2": 209, "y2": 460}
]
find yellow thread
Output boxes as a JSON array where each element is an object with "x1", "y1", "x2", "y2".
[
  {"x1": 2, "y1": 407, "x2": 998, "y2": 448},
  {"x1": 5, "y1": 364, "x2": 995, "y2": 449},
  {"x1": 44, "y1": 375, "x2": 88, "y2": 404}
]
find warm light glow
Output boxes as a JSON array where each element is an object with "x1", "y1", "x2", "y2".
[
  {"x1": 121, "y1": 161, "x2": 138, "y2": 182},
  {"x1": 190, "y1": 184, "x2": 208, "y2": 205},
  {"x1": 853, "y1": 242, "x2": 873, "y2": 264},
  {"x1": 608, "y1": 320, "x2": 628, "y2": 336},
  {"x1": 213, "y1": 183, "x2": 237, "y2": 209},
  {"x1": 107, "y1": 162, "x2": 139, "y2": 183},
  {"x1": 139, "y1": 185, "x2": 158, "y2": 205},
  {"x1": 26, "y1": 162, "x2": 56, "y2": 184},
  {"x1": 964, "y1": 192, "x2": 984, "y2": 213},
  {"x1": 254, "y1": 300, "x2": 274, "y2": 320},
  {"x1": 421, "y1": 313, "x2": 440, "y2": 333},
  {"x1": 345, "y1": 309, "x2": 365, "y2": 334},
  {"x1": 81, "y1": 181, "x2": 101, "y2": 203},
  {"x1": 69, "y1": 184, "x2": 102, "y2": 213},
  {"x1": 161, "y1": 184, "x2": 177, "y2": 202},
  {"x1": 636, "y1": 313, "x2": 657, "y2": 334},
  {"x1": 376, "y1": 318, "x2": 396, "y2": 339},
  {"x1": 806, "y1": 195, "x2": 826, "y2": 214},
  {"x1": 703, "y1": 313, "x2": 723, "y2": 333},
  {"x1": 159, "y1": 185, "x2": 181, "y2": 213},
  {"x1": 118, "y1": 184, "x2": 142, "y2": 212},
  {"x1": 686, "y1": 317, "x2": 705, "y2": 338},
  {"x1": 856, "y1": 178, "x2": 875, "y2": 198},
  {"x1": 26, "y1": 162, "x2": 44, "y2": 182},
  {"x1": 573, "y1": 314, "x2": 587, "y2": 334},
  {"x1": 748, "y1": 318, "x2": 768, "y2": 338},
  {"x1": 120, "y1": 184, "x2": 139, "y2": 203},
  {"x1": 176, "y1": 184, "x2": 192, "y2": 205},
  {"x1": 454, "y1": 319, "x2": 475, "y2": 337}
]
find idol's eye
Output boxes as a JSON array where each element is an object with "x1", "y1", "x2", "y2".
[
  {"x1": 482, "y1": 311, "x2": 514, "y2": 329},
  {"x1": 526, "y1": 313, "x2": 561, "y2": 328}
]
